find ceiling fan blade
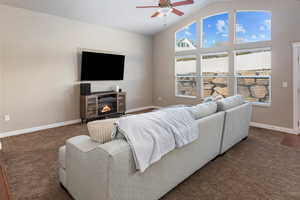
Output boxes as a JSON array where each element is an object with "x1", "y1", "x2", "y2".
[
  {"x1": 151, "y1": 12, "x2": 161, "y2": 18},
  {"x1": 171, "y1": 0, "x2": 194, "y2": 7},
  {"x1": 172, "y1": 8, "x2": 184, "y2": 16},
  {"x1": 136, "y1": 6, "x2": 160, "y2": 8}
]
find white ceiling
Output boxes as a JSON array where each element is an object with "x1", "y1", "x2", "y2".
[{"x1": 0, "y1": 0, "x2": 224, "y2": 35}]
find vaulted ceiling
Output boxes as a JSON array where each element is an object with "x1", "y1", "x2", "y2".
[{"x1": 0, "y1": 0, "x2": 225, "y2": 35}]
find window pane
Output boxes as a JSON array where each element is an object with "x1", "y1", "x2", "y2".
[
  {"x1": 176, "y1": 77, "x2": 197, "y2": 97},
  {"x1": 202, "y1": 13, "x2": 229, "y2": 48},
  {"x1": 236, "y1": 11, "x2": 271, "y2": 44},
  {"x1": 201, "y1": 53, "x2": 229, "y2": 76},
  {"x1": 203, "y1": 77, "x2": 230, "y2": 98},
  {"x1": 237, "y1": 77, "x2": 270, "y2": 103},
  {"x1": 175, "y1": 23, "x2": 197, "y2": 51},
  {"x1": 236, "y1": 49, "x2": 271, "y2": 76},
  {"x1": 175, "y1": 56, "x2": 197, "y2": 76}
]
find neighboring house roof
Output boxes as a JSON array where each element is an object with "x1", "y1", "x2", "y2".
[{"x1": 176, "y1": 38, "x2": 196, "y2": 50}]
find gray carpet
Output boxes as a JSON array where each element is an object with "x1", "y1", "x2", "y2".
[{"x1": 1, "y1": 124, "x2": 300, "y2": 200}]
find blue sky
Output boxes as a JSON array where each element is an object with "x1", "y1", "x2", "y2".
[
  {"x1": 202, "y1": 13, "x2": 229, "y2": 48},
  {"x1": 236, "y1": 11, "x2": 271, "y2": 43},
  {"x1": 176, "y1": 11, "x2": 271, "y2": 48},
  {"x1": 176, "y1": 22, "x2": 197, "y2": 45}
]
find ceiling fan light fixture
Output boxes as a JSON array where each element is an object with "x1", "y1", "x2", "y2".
[
  {"x1": 137, "y1": 0, "x2": 194, "y2": 18},
  {"x1": 158, "y1": 7, "x2": 173, "y2": 17}
]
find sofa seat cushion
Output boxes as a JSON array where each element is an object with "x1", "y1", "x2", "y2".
[
  {"x1": 87, "y1": 119, "x2": 118, "y2": 143},
  {"x1": 217, "y1": 95, "x2": 244, "y2": 111},
  {"x1": 188, "y1": 102, "x2": 217, "y2": 120},
  {"x1": 59, "y1": 146, "x2": 66, "y2": 169}
]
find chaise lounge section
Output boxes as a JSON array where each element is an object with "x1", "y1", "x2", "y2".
[{"x1": 59, "y1": 96, "x2": 252, "y2": 200}]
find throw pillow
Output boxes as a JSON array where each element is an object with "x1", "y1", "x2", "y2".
[
  {"x1": 87, "y1": 118, "x2": 118, "y2": 143},
  {"x1": 188, "y1": 102, "x2": 218, "y2": 120},
  {"x1": 216, "y1": 95, "x2": 245, "y2": 111}
]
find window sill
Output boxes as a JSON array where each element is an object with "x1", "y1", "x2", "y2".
[
  {"x1": 175, "y1": 95, "x2": 197, "y2": 99},
  {"x1": 251, "y1": 102, "x2": 271, "y2": 107}
]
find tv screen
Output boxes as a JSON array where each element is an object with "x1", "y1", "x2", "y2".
[{"x1": 81, "y1": 51, "x2": 125, "y2": 81}]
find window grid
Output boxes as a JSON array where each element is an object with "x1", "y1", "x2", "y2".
[
  {"x1": 175, "y1": 56, "x2": 197, "y2": 98},
  {"x1": 174, "y1": 10, "x2": 272, "y2": 105}
]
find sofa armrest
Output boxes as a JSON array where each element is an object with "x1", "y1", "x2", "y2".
[
  {"x1": 66, "y1": 135, "x2": 110, "y2": 200},
  {"x1": 220, "y1": 103, "x2": 252, "y2": 154},
  {"x1": 66, "y1": 135, "x2": 100, "y2": 152},
  {"x1": 65, "y1": 135, "x2": 131, "y2": 200}
]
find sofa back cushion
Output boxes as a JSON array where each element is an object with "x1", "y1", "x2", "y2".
[
  {"x1": 188, "y1": 102, "x2": 217, "y2": 120},
  {"x1": 216, "y1": 95, "x2": 244, "y2": 111}
]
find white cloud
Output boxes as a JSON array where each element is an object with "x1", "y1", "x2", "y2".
[
  {"x1": 251, "y1": 35, "x2": 257, "y2": 39},
  {"x1": 212, "y1": 40, "x2": 216, "y2": 44},
  {"x1": 222, "y1": 33, "x2": 228, "y2": 37},
  {"x1": 236, "y1": 37, "x2": 248, "y2": 43},
  {"x1": 216, "y1": 20, "x2": 228, "y2": 34},
  {"x1": 185, "y1": 31, "x2": 192, "y2": 36},
  {"x1": 265, "y1": 19, "x2": 271, "y2": 30},
  {"x1": 259, "y1": 34, "x2": 266, "y2": 39},
  {"x1": 236, "y1": 24, "x2": 246, "y2": 33},
  {"x1": 259, "y1": 20, "x2": 271, "y2": 32},
  {"x1": 208, "y1": 24, "x2": 212, "y2": 28}
]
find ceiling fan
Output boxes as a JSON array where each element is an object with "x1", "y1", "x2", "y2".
[{"x1": 136, "y1": 0, "x2": 194, "y2": 18}]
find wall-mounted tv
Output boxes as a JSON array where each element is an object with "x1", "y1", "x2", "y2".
[{"x1": 81, "y1": 51, "x2": 125, "y2": 81}]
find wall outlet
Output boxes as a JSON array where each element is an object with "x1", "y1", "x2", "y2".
[
  {"x1": 282, "y1": 81, "x2": 288, "y2": 88},
  {"x1": 157, "y1": 97, "x2": 163, "y2": 101},
  {"x1": 4, "y1": 114, "x2": 10, "y2": 121}
]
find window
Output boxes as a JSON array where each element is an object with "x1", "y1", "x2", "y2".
[
  {"x1": 174, "y1": 10, "x2": 272, "y2": 105},
  {"x1": 236, "y1": 49, "x2": 271, "y2": 104},
  {"x1": 175, "y1": 56, "x2": 197, "y2": 97},
  {"x1": 235, "y1": 11, "x2": 271, "y2": 44},
  {"x1": 202, "y1": 13, "x2": 229, "y2": 48},
  {"x1": 175, "y1": 22, "x2": 197, "y2": 51},
  {"x1": 201, "y1": 53, "x2": 230, "y2": 98}
]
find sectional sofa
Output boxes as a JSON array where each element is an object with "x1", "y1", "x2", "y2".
[{"x1": 59, "y1": 96, "x2": 252, "y2": 200}]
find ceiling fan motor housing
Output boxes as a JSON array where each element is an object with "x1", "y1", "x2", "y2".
[{"x1": 159, "y1": 0, "x2": 172, "y2": 8}]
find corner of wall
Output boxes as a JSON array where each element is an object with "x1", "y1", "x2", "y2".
[
  {"x1": 150, "y1": 34, "x2": 156, "y2": 107},
  {"x1": 0, "y1": 40, "x2": 4, "y2": 133}
]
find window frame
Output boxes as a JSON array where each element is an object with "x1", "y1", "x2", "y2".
[
  {"x1": 234, "y1": 10, "x2": 272, "y2": 45},
  {"x1": 175, "y1": 21, "x2": 198, "y2": 52},
  {"x1": 200, "y1": 12, "x2": 230, "y2": 49},
  {"x1": 173, "y1": 10, "x2": 272, "y2": 106},
  {"x1": 200, "y1": 51, "x2": 231, "y2": 98},
  {"x1": 234, "y1": 47, "x2": 272, "y2": 106},
  {"x1": 174, "y1": 55, "x2": 198, "y2": 98}
]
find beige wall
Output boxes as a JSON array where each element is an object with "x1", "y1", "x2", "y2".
[
  {"x1": 0, "y1": 38, "x2": 3, "y2": 132},
  {"x1": 153, "y1": 0, "x2": 300, "y2": 128},
  {"x1": 0, "y1": 5, "x2": 153, "y2": 133}
]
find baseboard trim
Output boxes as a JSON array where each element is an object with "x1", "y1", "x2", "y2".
[
  {"x1": 0, "y1": 106, "x2": 160, "y2": 138},
  {"x1": 126, "y1": 106, "x2": 160, "y2": 114},
  {"x1": 0, "y1": 119, "x2": 81, "y2": 139},
  {"x1": 2, "y1": 110, "x2": 297, "y2": 138},
  {"x1": 250, "y1": 122, "x2": 299, "y2": 135}
]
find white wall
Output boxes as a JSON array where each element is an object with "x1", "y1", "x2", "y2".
[
  {"x1": 0, "y1": 5, "x2": 153, "y2": 133},
  {"x1": 153, "y1": 0, "x2": 300, "y2": 129}
]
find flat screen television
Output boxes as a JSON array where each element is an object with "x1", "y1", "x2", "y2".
[{"x1": 81, "y1": 51, "x2": 125, "y2": 81}]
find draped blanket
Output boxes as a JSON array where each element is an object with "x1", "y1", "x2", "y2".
[{"x1": 114, "y1": 107, "x2": 198, "y2": 172}]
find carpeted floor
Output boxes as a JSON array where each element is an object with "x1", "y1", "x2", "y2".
[{"x1": 1, "y1": 125, "x2": 300, "y2": 200}]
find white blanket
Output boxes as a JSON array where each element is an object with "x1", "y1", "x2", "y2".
[{"x1": 114, "y1": 107, "x2": 198, "y2": 172}]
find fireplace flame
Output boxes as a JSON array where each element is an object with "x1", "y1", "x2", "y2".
[{"x1": 102, "y1": 105, "x2": 111, "y2": 113}]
